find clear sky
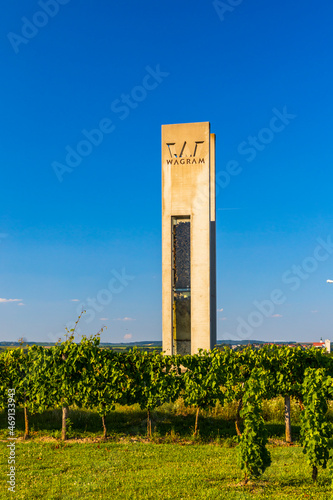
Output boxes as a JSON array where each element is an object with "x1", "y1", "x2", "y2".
[{"x1": 1, "y1": 0, "x2": 333, "y2": 344}]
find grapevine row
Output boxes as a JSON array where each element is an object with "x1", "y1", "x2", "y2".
[{"x1": 1, "y1": 333, "x2": 333, "y2": 484}]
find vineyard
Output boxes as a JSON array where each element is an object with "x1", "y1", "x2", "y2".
[{"x1": 2, "y1": 331, "x2": 333, "y2": 487}]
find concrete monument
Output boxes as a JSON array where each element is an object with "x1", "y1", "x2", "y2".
[{"x1": 162, "y1": 122, "x2": 216, "y2": 355}]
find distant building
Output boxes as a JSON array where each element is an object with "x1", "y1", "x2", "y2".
[
  {"x1": 325, "y1": 339, "x2": 331, "y2": 353},
  {"x1": 313, "y1": 339, "x2": 331, "y2": 353},
  {"x1": 313, "y1": 341, "x2": 325, "y2": 348}
]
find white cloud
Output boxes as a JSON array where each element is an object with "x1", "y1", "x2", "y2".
[
  {"x1": 100, "y1": 317, "x2": 109, "y2": 321},
  {"x1": 219, "y1": 317, "x2": 227, "y2": 321},
  {"x1": 114, "y1": 317, "x2": 135, "y2": 321},
  {"x1": 0, "y1": 298, "x2": 23, "y2": 303},
  {"x1": 71, "y1": 299, "x2": 80, "y2": 302},
  {"x1": 217, "y1": 308, "x2": 224, "y2": 312},
  {"x1": 311, "y1": 310, "x2": 318, "y2": 314},
  {"x1": 271, "y1": 314, "x2": 282, "y2": 318},
  {"x1": 124, "y1": 333, "x2": 132, "y2": 340},
  {"x1": 18, "y1": 303, "x2": 25, "y2": 306}
]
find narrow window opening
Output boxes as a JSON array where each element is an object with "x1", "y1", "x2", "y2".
[{"x1": 172, "y1": 216, "x2": 191, "y2": 355}]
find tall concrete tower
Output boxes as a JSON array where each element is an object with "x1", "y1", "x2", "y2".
[{"x1": 162, "y1": 122, "x2": 216, "y2": 355}]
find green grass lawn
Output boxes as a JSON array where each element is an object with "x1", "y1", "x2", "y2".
[
  {"x1": 1, "y1": 399, "x2": 333, "y2": 499},
  {"x1": 0, "y1": 440, "x2": 332, "y2": 499}
]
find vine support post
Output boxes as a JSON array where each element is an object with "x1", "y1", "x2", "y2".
[
  {"x1": 62, "y1": 406, "x2": 69, "y2": 441},
  {"x1": 23, "y1": 405, "x2": 29, "y2": 440},
  {"x1": 147, "y1": 409, "x2": 152, "y2": 438},
  {"x1": 102, "y1": 415, "x2": 107, "y2": 440},
  {"x1": 194, "y1": 407, "x2": 200, "y2": 436},
  {"x1": 235, "y1": 398, "x2": 243, "y2": 437},
  {"x1": 285, "y1": 395, "x2": 292, "y2": 443},
  {"x1": 312, "y1": 465, "x2": 318, "y2": 482},
  {"x1": 61, "y1": 349, "x2": 69, "y2": 441}
]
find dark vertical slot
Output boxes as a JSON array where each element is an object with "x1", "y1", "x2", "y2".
[{"x1": 172, "y1": 218, "x2": 191, "y2": 354}]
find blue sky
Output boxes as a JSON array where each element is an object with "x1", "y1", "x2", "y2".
[{"x1": 1, "y1": 0, "x2": 333, "y2": 343}]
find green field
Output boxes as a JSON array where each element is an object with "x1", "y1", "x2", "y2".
[
  {"x1": 1, "y1": 399, "x2": 333, "y2": 499},
  {"x1": 0, "y1": 440, "x2": 332, "y2": 499}
]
